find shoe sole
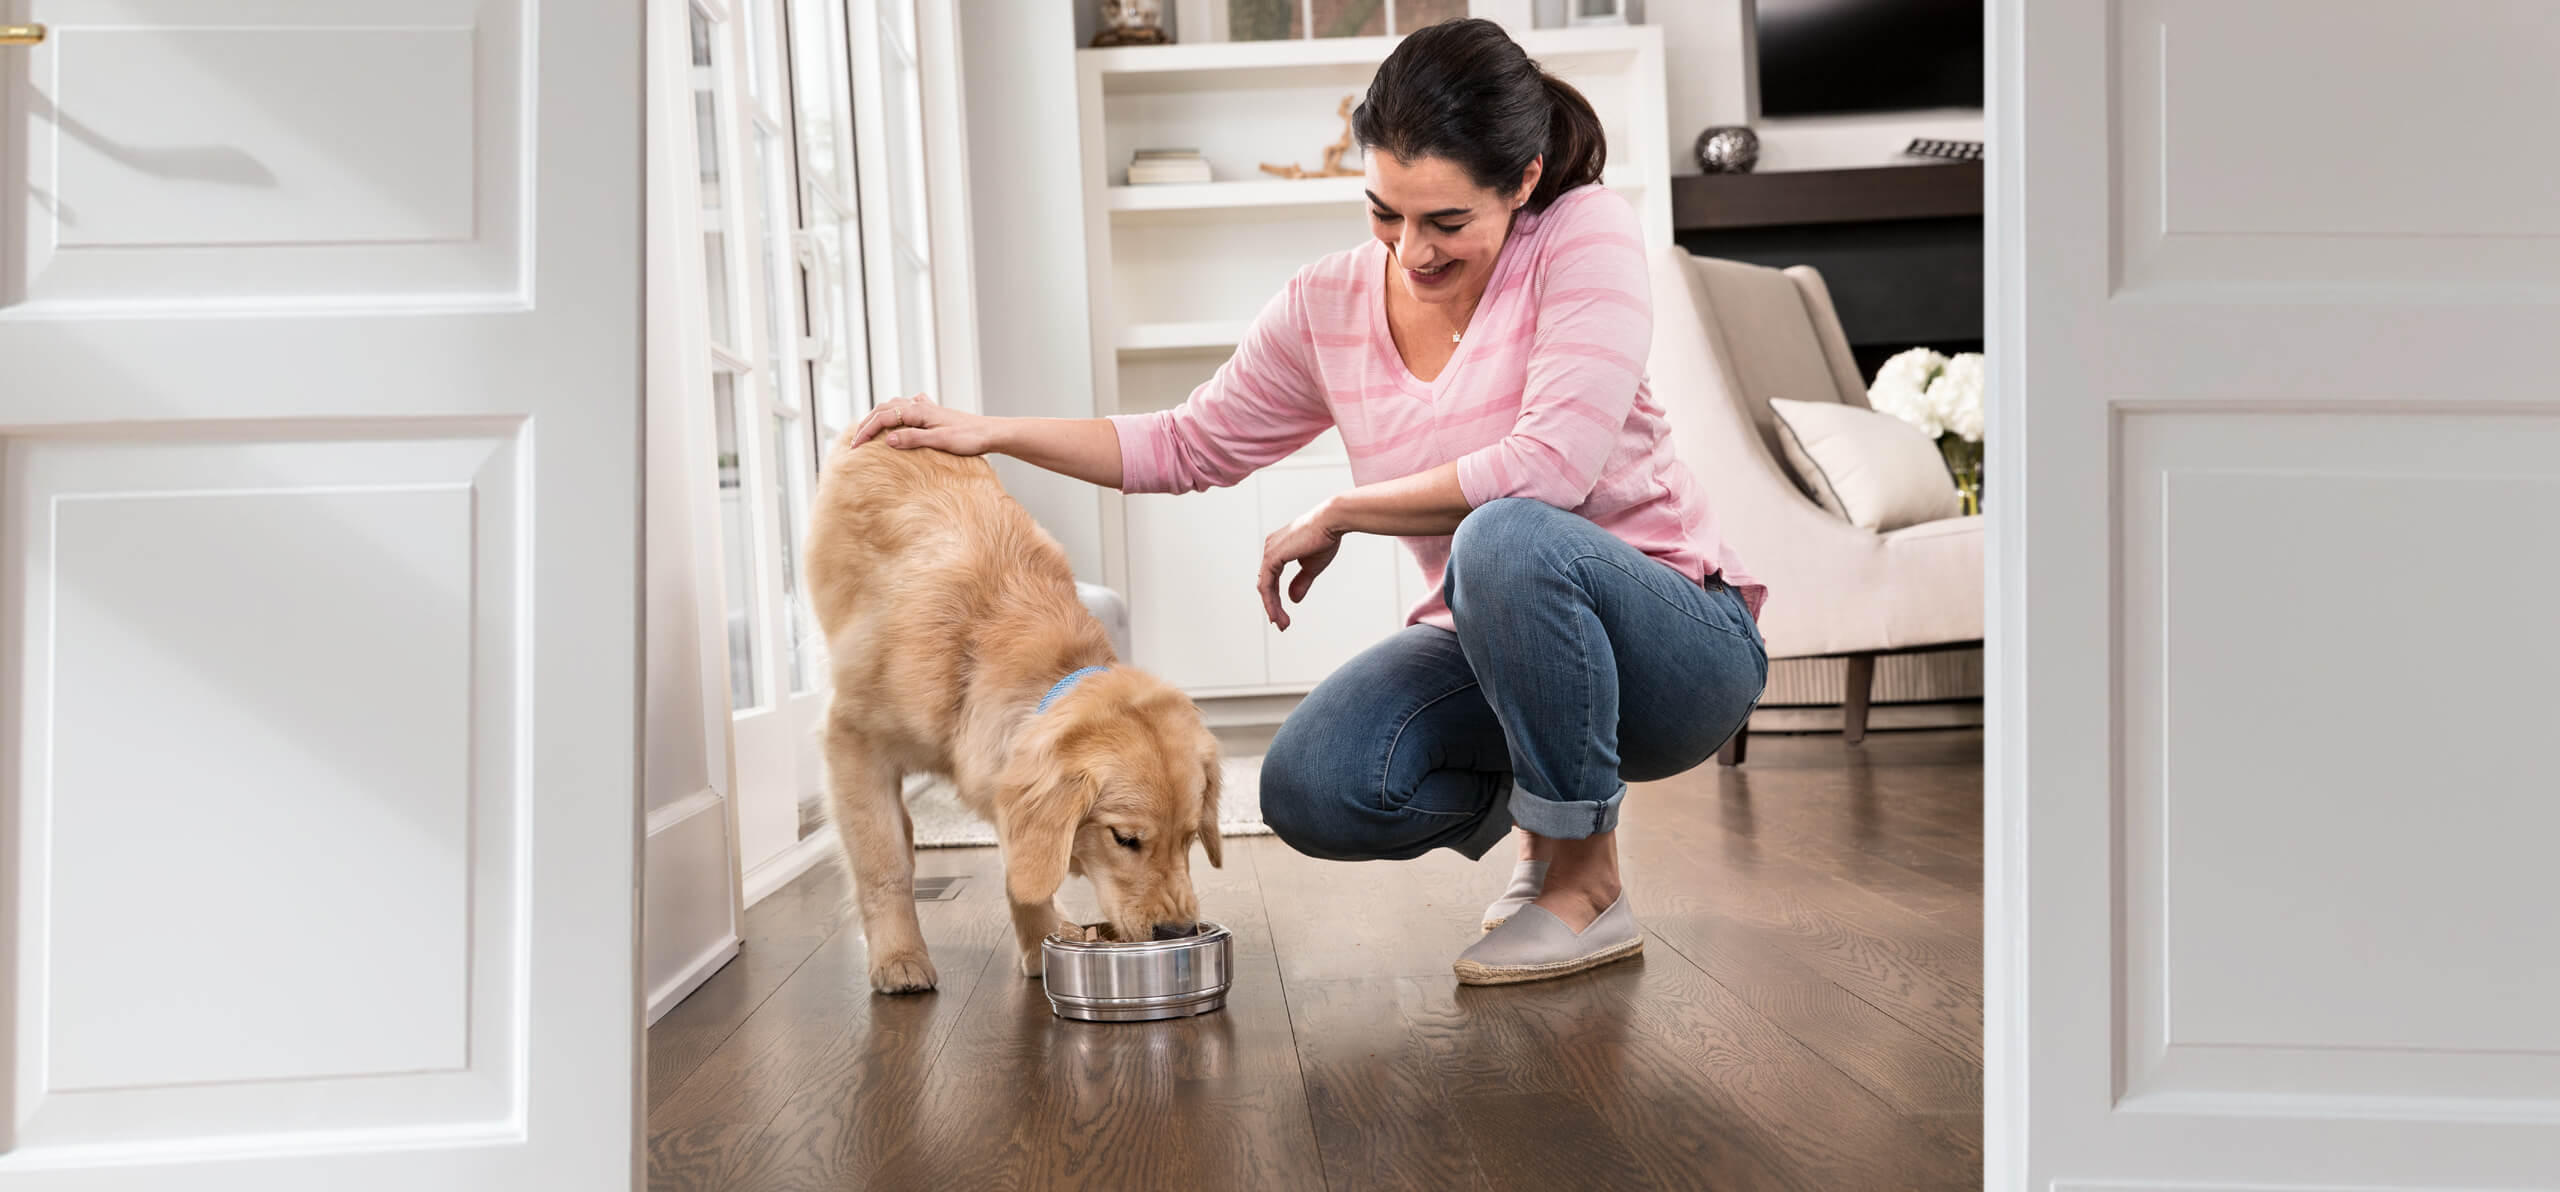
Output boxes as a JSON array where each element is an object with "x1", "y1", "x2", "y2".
[
  {"x1": 1452, "y1": 934, "x2": 1643, "y2": 986},
  {"x1": 1481, "y1": 917, "x2": 1506, "y2": 932}
]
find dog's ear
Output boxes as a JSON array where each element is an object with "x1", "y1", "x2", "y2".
[
  {"x1": 1196, "y1": 750, "x2": 1224, "y2": 869},
  {"x1": 998, "y1": 744, "x2": 1095, "y2": 907}
]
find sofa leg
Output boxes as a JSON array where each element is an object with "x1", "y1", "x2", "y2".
[
  {"x1": 1717, "y1": 721, "x2": 1749, "y2": 766},
  {"x1": 1842, "y1": 653, "x2": 1876, "y2": 745}
]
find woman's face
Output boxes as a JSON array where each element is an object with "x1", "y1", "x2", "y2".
[{"x1": 1366, "y1": 153, "x2": 1540, "y2": 308}]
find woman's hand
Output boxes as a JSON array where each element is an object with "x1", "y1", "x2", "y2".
[
  {"x1": 849, "y1": 394, "x2": 1001, "y2": 456},
  {"x1": 1259, "y1": 502, "x2": 1345, "y2": 630}
]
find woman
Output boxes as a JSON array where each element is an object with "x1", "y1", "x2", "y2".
[{"x1": 849, "y1": 18, "x2": 1767, "y2": 985}]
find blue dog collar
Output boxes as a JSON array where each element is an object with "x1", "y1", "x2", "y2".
[{"x1": 1036, "y1": 665, "x2": 1111, "y2": 714}]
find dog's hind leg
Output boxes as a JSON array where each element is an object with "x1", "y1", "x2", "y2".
[{"x1": 825, "y1": 723, "x2": 937, "y2": 993}]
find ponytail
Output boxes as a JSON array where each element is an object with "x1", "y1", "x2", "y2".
[{"x1": 1531, "y1": 73, "x2": 1606, "y2": 213}]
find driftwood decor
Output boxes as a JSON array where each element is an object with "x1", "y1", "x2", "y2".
[{"x1": 1258, "y1": 95, "x2": 1364, "y2": 180}]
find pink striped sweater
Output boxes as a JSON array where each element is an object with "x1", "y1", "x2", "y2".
[{"x1": 1110, "y1": 184, "x2": 1765, "y2": 632}]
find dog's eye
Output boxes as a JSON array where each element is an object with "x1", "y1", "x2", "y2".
[{"x1": 1110, "y1": 829, "x2": 1142, "y2": 850}]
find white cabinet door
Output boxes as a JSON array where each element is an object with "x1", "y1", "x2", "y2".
[
  {"x1": 1126, "y1": 482, "x2": 1265, "y2": 690},
  {"x1": 0, "y1": 3, "x2": 640, "y2": 1189},
  {"x1": 1259, "y1": 466, "x2": 1406, "y2": 687},
  {"x1": 1993, "y1": 0, "x2": 2560, "y2": 1187}
]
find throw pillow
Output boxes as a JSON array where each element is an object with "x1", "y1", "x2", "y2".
[{"x1": 1768, "y1": 397, "x2": 1965, "y2": 531}]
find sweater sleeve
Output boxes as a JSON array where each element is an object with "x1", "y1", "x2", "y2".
[
  {"x1": 1108, "y1": 274, "x2": 1333, "y2": 495},
  {"x1": 1452, "y1": 190, "x2": 1652, "y2": 510}
]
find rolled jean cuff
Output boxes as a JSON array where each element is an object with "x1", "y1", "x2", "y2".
[{"x1": 1506, "y1": 781, "x2": 1625, "y2": 840}]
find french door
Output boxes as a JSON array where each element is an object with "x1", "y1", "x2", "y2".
[{"x1": 685, "y1": 0, "x2": 946, "y2": 892}]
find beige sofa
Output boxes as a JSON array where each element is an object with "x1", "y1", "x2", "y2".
[{"x1": 1647, "y1": 250, "x2": 1983, "y2": 762}]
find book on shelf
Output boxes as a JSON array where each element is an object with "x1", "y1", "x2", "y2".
[
  {"x1": 1126, "y1": 148, "x2": 1211, "y2": 185},
  {"x1": 1902, "y1": 137, "x2": 1984, "y2": 161}
]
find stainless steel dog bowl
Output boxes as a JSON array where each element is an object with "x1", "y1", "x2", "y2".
[{"x1": 1040, "y1": 922, "x2": 1232, "y2": 1022}]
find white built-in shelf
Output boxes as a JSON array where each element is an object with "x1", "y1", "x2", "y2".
[
  {"x1": 1118, "y1": 319, "x2": 1251, "y2": 355},
  {"x1": 1108, "y1": 169, "x2": 1642, "y2": 216},
  {"x1": 1083, "y1": 26, "x2": 1652, "y2": 94},
  {"x1": 1108, "y1": 176, "x2": 1367, "y2": 213}
]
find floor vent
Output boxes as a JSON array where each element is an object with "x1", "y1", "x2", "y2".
[{"x1": 912, "y1": 875, "x2": 966, "y2": 902}]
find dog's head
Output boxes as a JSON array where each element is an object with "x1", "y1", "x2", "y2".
[{"x1": 997, "y1": 668, "x2": 1221, "y2": 942}]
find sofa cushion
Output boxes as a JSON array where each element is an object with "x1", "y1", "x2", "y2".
[{"x1": 1767, "y1": 397, "x2": 1965, "y2": 532}]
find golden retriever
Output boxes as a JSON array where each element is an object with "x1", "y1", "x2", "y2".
[{"x1": 803, "y1": 435, "x2": 1222, "y2": 994}]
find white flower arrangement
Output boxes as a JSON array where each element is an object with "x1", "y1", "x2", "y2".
[
  {"x1": 1867, "y1": 347, "x2": 1949, "y2": 437},
  {"x1": 1928, "y1": 352, "x2": 1985, "y2": 444},
  {"x1": 1867, "y1": 347, "x2": 1986, "y2": 513}
]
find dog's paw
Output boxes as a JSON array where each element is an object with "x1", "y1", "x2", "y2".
[
  {"x1": 869, "y1": 950, "x2": 939, "y2": 994},
  {"x1": 1016, "y1": 946, "x2": 1045, "y2": 980}
]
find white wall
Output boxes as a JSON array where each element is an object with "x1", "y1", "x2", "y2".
[
  {"x1": 957, "y1": 0, "x2": 1106, "y2": 580},
  {"x1": 1653, "y1": 1, "x2": 1983, "y2": 174}
]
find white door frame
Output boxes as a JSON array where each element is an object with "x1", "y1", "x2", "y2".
[{"x1": 642, "y1": 0, "x2": 748, "y2": 1028}]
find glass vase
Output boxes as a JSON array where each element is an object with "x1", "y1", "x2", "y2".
[{"x1": 1939, "y1": 436, "x2": 1983, "y2": 516}]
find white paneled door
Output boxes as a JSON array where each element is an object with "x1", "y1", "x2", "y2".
[
  {"x1": 1990, "y1": 1, "x2": 2560, "y2": 1188},
  {"x1": 0, "y1": 3, "x2": 640, "y2": 1189}
]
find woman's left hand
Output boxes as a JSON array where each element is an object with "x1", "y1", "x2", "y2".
[{"x1": 1259, "y1": 503, "x2": 1344, "y2": 631}]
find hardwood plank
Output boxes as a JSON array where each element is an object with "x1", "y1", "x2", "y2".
[
  {"x1": 1252, "y1": 834, "x2": 1503, "y2": 984},
  {"x1": 1620, "y1": 802, "x2": 1986, "y2": 1005},
  {"x1": 759, "y1": 838, "x2": 1324, "y2": 1191},
  {"x1": 874, "y1": 953, "x2": 1325, "y2": 1189},
  {"x1": 646, "y1": 857, "x2": 851, "y2": 1113},
  {"x1": 1423, "y1": 942, "x2": 1973, "y2": 1190},
  {"x1": 1679, "y1": 931, "x2": 1976, "y2": 1115},
  {"x1": 650, "y1": 847, "x2": 1014, "y2": 1192},
  {"x1": 1448, "y1": 1091, "x2": 1655, "y2": 1192},
  {"x1": 1283, "y1": 977, "x2": 1492, "y2": 1192}
]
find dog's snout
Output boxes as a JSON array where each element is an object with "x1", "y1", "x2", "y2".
[{"x1": 1151, "y1": 921, "x2": 1198, "y2": 941}]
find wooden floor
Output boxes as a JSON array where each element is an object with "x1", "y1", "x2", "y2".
[{"x1": 649, "y1": 728, "x2": 1983, "y2": 1191}]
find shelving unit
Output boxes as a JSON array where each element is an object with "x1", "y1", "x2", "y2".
[{"x1": 1074, "y1": 23, "x2": 1671, "y2": 699}]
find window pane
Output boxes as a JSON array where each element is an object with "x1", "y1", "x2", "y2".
[
  {"x1": 881, "y1": 0, "x2": 917, "y2": 63},
  {"x1": 1394, "y1": 0, "x2": 1467, "y2": 32},
  {"x1": 756, "y1": 124, "x2": 794, "y2": 406},
  {"x1": 772, "y1": 412, "x2": 814, "y2": 695},
  {"x1": 809, "y1": 215, "x2": 866, "y2": 432},
  {"x1": 713, "y1": 374, "x2": 764, "y2": 711},
  {"x1": 1312, "y1": 0, "x2": 1385, "y2": 37},
  {"x1": 739, "y1": 0, "x2": 769, "y2": 100},
  {"x1": 895, "y1": 253, "x2": 933, "y2": 398},
  {"x1": 691, "y1": 10, "x2": 736, "y2": 344},
  {"x1": 881, "y1": 56, "x2": 929, "y2": 268},
  {"x1": 788, "y1": 0, "x2": 851, "y2": 197}
]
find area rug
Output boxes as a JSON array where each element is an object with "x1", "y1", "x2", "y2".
[{"x1": 905, "y1": 755, "x2": 1272, "y2": 848}]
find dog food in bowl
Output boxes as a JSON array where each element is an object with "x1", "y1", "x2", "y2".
[{"x1": 1040, "y1": 921, "x2": 1232, "y2": 1022}]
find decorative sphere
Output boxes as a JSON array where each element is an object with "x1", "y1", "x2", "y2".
[{"x1": 1694, "y1": 125, "x2": 1759, "y2": 174}]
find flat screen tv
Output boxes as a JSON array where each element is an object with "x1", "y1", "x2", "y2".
[{"x1": 1753, "y1": 0, "x2": 1983, "y2": 118}]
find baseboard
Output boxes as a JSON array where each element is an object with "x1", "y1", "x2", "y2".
[
  {"x1": 1748, "y1": 699, "x2": 1983, "y2": 733},
  {"x1": 645, "y1": 786, "x2": 725, "y2": 837},
  {"x1": 741, "y1": 829, "x2": 838, "y2": 908},
  {"x1": 645, "y1": 936, "x2": 739, "y2": 1026}
]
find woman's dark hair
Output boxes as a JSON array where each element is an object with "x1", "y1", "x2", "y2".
[{"x1": 1350, "y1": 18, "x2": 1605, "y2": 215}]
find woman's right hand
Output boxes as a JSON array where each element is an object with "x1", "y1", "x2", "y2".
[{"x1": 849, "y1": 394, "x2": 1001, "y2": 456}]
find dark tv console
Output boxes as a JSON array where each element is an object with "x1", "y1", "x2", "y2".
[{"x1": 1671, "y1": 161, "x2": 1983, "y2": 380}]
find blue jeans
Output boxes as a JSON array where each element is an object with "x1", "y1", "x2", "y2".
[{"x1": 1261, "y1": 498, "x2": 1769, "y2": 861}]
